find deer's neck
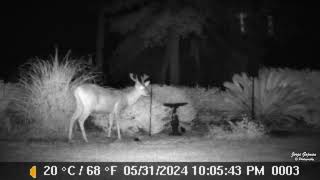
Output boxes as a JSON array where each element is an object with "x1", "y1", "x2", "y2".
[{"x1": 126, "y1": 89, "x2": 142, "y2": 106}]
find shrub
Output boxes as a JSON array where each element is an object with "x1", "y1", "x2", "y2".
[
  {"x1": 182, "y1": 86, "x2": 223, "y2": 112},
  {"x1": 91, "y1": 84, "x2": 197, "y2": 136},
  {"x1": 0, "y1": 81, "x2": 26, "y2": 138},
  {"x1": 207, "y1": 115, "x2": 266, "y2": 140},
  {"x1": 303, "y1": 72, "x2": 320, "y2": 127},
  {"x1": 151, "y1": 85, "x2": 196, "y2": 130},
  {"x1": 223, "y1": 68, "x2": 311, "y2": 130},
  {"x1": 14, "y1": 51, "x2": 95, "y2": 139},
  {"x1": 0, "y1": 81, "x2": 21, "y2": 113},
  {"x1": 92, "y1": 96, "x2": 171, "y2": 136},
  {"x1": 182, "y1": 86, "x2": 226, "y2": 124}
]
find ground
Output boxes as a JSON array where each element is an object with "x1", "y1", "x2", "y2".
[{"x1": 0, "y1": 130, "x2": 319, "y2": 162}]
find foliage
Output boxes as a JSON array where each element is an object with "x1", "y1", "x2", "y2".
[
  {"x1": 0, "y1": 81, "x2": 20, "y2": 114},
  {"x1": 14, "y1": 51, "x2": 96, "y2": 139},
  {"x1": 152, "y1": 84, "x2": 196, "y2": 126},
  {"x1": 92, "y1": 97, "x2": 170, "y2": 136},
  {"x1": 109, "y1": 1, "x2": 205, "y2": 48},
  {"x1": 305, "y1": 71, "x2": 320, "y2": 97},
  {"x1": 109, "y1": 5, "x2": 153, "y2": 35},
  {"x1": 182, "y1": 86, "x2": 227, "y2": 124},
  {"x1": 178, "y1": 86, "x2": 219, "y2": 112},
  {"x1": 105, "y1": 0, "x2": 148, "y2": 14},
  {"x1": 108, "y1": 0, "x2": 208, "y2": 70},
  {"x1": 301, "y1": 70, "x2": 320, "y2": 126},
  {"x1": 0, "y1": 81, "x2": 22, "y2": 137},
  {"x1": 207, "y1": 115, "x2": 266, "y2": 140},
  {"x1": 91, "y1": 84, "x2": 197, "y2": 136},
  {"x1": 223, "y1": 68, "x2": 311, "y2": 130},
  {"x1": 141, "y1": 7, "x2": 204, "y2": 47}
]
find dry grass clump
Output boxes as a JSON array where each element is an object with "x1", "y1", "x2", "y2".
[
  {"x1": 207, "y1": 115, "x2": 266, "y2": 140},
  {"x1": 13, "y1": 51, "x2": 96, "y2": 139}
]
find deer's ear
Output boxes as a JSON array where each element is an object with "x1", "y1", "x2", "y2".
[{"x1": 144, "y1": 81, "x2": 150, "y2": 86}]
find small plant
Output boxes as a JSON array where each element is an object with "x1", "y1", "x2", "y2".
[
  {"x1": 0, "y1": 81, "x2": 26, "y2": 138},
  {"x1": 223, "y1": 68, "x2": 310, "y2": 130},
  {"x1": 208, "y1": 115, "x2": 266, "y2": 139},
  {"x1": 182, "y1": 86, "x2": 227, "y2": 126},
  {"x1": 182, "y1": 86, "x2": 223, "y2": 112},
  {"x1": 14, "y1": 50, "x2": 95, "y2": 139}
]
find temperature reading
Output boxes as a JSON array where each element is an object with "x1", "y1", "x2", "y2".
[
  {"x1": 87, "y1": 166, "x2": 101, "y2": 176},
  {"x1": 44, "y1": 166, "x2": 58, "y2": 176},
  {"x1": 104, "y1": 166, "x2": 118, "y2": 175}
]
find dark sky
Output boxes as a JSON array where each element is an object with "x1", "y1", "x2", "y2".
[
  {"x1": 2, "y1": 0, "x2": 318, "y2": 82},
  {"x1": 3, "y1": 1, "x2": 97, "y2": 80}
]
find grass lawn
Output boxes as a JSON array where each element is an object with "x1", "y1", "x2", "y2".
[{"x1": 1, "y1": 130, "x2": 319, "y2": 162}]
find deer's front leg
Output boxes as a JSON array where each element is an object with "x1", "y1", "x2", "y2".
[
  {"x1": 114, "y1": 102, "x2": 122, "y2": 140},
  {"x1": 114, "y1": 113, "x2": 122, "y2": 140}
]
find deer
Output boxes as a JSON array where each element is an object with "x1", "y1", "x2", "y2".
[{"x1": 68, "y1": 73, "x2": 150, "y2": 142}]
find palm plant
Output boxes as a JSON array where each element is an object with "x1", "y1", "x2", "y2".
[{"x1": 223, "y1": 68, "x2": 310, "y2": 130}]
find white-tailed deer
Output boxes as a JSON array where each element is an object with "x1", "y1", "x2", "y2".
[{"x1": 68, "y1": 73, "x2": 150, "y2": 142}]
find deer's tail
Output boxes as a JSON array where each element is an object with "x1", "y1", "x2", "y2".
[{"x1": 72, "y1": 87, "x2": 84, "y2": 119}]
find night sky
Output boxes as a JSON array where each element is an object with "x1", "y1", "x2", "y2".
[
  {"x1": 2, "y1": 0, "x2": 318, "y2": 84},
  {"x1": 3, "y1": 1, "x2": 97, "y2": 80}
]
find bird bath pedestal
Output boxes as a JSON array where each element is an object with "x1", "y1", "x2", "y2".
[{"x1": 163, "y1": 102, "x2": 188, "y2": 136}]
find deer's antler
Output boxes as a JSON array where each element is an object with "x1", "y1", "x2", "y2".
[
  {"x1": 140, "y1": 74, "x2": 149, "y2": 83},
  {"x1": 129, "y1": 73, "x2": 139, "y2": 82}
]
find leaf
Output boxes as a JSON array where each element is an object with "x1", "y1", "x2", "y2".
[{"x1": 223, "y1": 68, "x2": 313, "y2": 129}]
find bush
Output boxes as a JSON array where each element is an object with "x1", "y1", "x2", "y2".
[
  {"x1": 0, "y1": 81, "x2": 26, "y2": 138},
  {"x1": 207, "y1": 115, "x2": 266, "y2": 140},
  {"x1": 301, "y1": 70, "x2": 320, "y2": 126},
  {"x1": 181, "y1": 86, "x2": 221, "y2": 112},
  {"x1": 222, "y1": 68, "x2": 312, "y2": 130},
  {"x1": 14, "y1": 51, "x2": 95, "y2": 139},
  {"x1": 182, "y1": 86, "x2": 226, "y2": 124},
  {"x1": 91, "y1": 84, "x2": 197, "y2": 136},
  {"x1": 92, "y1": 96, "x2": 171, "y2": 136},
  {"x1": 91, "y1": 84, "x2": 198, "y2": 136},
  {"x1": 151, "y1": 85, "x2": 196, "y2": 130},
  {"x1": 0, "y1": 81, "x2": 21, "y2": 113}
]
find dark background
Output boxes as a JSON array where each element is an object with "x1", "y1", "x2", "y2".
[{"x1": 1, "y1": 0, "x2": 318, "y2": 86}]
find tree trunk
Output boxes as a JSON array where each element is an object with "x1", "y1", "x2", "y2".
[
  {"x1": 161, "y1": 29, "x2": 180, "y2": 85},
  {"x1": 190, "y1": 38, "x2": 201, "y2": 84},
  {"x1": 95, "y1": 4, "x2": 105, "y2": 73},
  {"x1": 160, "y1": 54, "x2": 169, "y2": 84}
]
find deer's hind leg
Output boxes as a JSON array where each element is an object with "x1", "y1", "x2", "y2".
[
  {"x1": 69, "y1": 102, "x2": 83, "y2": 141},
  {"x1": 77, "y1": 110, "x2": 91, "y2": 142},
  {"x1": 108, "y1": 112, "x2": 114, "y2": 137}
]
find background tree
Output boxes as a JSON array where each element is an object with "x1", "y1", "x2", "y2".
[
  {"x1": 105, "y1": 0, "x2": 223, "y2": 85},
  {"x1": 99, "y1": 0, "x2": 281, "y2": 85}
]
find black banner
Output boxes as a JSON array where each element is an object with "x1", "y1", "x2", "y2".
[{"x1": 0, "y1": 162, "x2": 319, "y2": 180}]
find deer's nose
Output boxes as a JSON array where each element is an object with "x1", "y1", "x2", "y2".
[{"x1": 145, "y1": 89, "x2": 150, "y2": 96}]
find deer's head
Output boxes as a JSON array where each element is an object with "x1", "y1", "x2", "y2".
[{"x1": 129, "y1": 73, "x2": 150, "y2": 96}]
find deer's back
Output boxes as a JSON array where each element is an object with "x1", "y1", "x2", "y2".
[{"x1": 75, "y1": 84, "x2": 126, "y2": 113}]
